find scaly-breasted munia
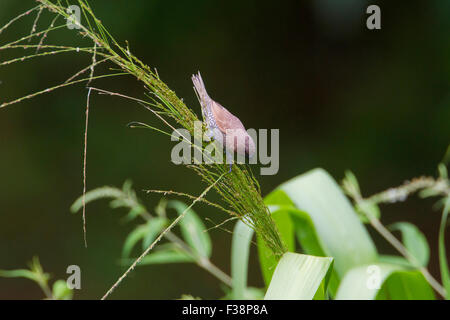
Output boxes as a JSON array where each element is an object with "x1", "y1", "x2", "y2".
[{"x1": 192, "y1": 72, "x2": 256, "y2": 172}]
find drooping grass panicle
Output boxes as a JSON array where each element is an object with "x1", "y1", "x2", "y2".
[{"x1": 1, "y1": 0, "x2": 288, "y2": 296}]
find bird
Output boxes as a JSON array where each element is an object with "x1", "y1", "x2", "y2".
[{"x1": 192, "y1": 72, "x2": 256, "y2": 172}]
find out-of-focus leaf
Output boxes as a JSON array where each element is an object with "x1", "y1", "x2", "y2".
[
  {"x1": 377, "y1": 270, "x2": 435, "y2": 300},
  {"x1": 179, "y1": 294, "x2": 202, "y2": 300},
  {"x1": 138, "y1": 248, "x2": 194, "y2": 265},
  {"x1": 336, "y1": 263, "x2": 435, "y2": 300},
  {"x1": 263, "y1": 191, "x2": 339, "y2": 295},
  {"x1": 264, "y1": 252, "x2": 333, "y2": 300},
  {"x1": 231, "y1": 220, "x2": 254, "y2": 299},
  {"x1": 122, "y1": 224, "x2": 149, "y2": 259},
  {"x1": 0, "y1": 257, "x2": 53, "y2": 298},
  {"x1": 122, "y1": 218, "x2": 167, "y2": 258},
  {"x1": 389, "y1": 222, "x2": 430, "y2": 267},
  {"x1": 441, "y1": 146, "x2": 450, "y2": 165},
  {"x1": 52, "y1": 280, "x2": 73, "y2": 300},
  {"x1": 355, "y1": 201, "x2": 381, "y2": 222},
  {"x1": 168, "y1": 200, "x2": 212, "y2": 258},
  {"x1": 70, "y1": 187, "x2": 123, "y2": 213},
  {"x1": 155, "y1": 198, "x2": 168, "y2": 217},
  {"x1": 230, "y1": 219, "x2": 277, "y2": 300},
  {"x1": 438, "y1": 163, "x2": 448, "y2": 179},
  {"x1": 122, "y1": 180, "x2": 133, "y2": 193},
  {"x1": 142, "y1": 217, "x2": 167, "y2": 249},
  {"x1": 122, "y1": 205, "x2": 147, "y2": 223},
  {"x1": 223, "y1": 286, "x2": 265, "y2": 300},
  {"x1": 241, "y1": 287, "x2": 264, "y2": 300},
  {"x1": 439, "y1": 197, "x2": 450, "y2": 299},
  {"x1": 378, "y1": 255, "x2": 412, "y2": 268},
  {"x1": 0, "y1": 269, "x2": 38, "y2": 282},
  {"x1": 256, "y1": 206, "x2": 295, "y2": 287},
  {"x1": 264, "y1": 169, "x2": 378, "y2": 289},
  {"x1": 342, "y1": 170, "x2": 361, "y2": 197}
]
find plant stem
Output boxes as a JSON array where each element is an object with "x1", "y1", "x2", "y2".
[
  {"x1": 81, "y1": 88, "x2": 91, "y2": 248},
  {"x1": 164, "y1": 231, "x2": 232, "y2": 286},
  {"x1": 345, "y1": 173, "x2": 449, "y2": 298},
  {"x1": 369, "y1": 217, "x2": 446, "y2": 298},
  {"x1": 139, "y1": 209, "x2": 232, "y2": 286},
  {"x1": 101, "y1": 172, "x2": 227, "y2": 299},
  {"x1": 39, "y1": 282, "x2": 54, "y2": 300}
]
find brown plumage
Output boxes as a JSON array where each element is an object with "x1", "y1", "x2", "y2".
[{"x1": 192, "y1": 72, "x2": 256, "y2": 170}]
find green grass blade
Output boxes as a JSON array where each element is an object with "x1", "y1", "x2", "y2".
[
  {"x1": 256, "y1": 206, "x2": 295, "y2": 286},
  {"x1": 231, "y1": 220, "x2": 254, "y2": 299},
  {"x1": 264, "y1": 252, "x2": 333, "y2": 300}
]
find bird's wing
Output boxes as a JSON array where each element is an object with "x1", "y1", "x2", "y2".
[{"x1": 210, "y1": 101, "x2": 245, "y2": 134}]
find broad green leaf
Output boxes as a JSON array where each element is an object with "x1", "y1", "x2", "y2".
[
  {"x1": 439, "y1": 197, "x2": 450, "y2": 299},
  {"x1": 168, "y1": 200, "x2": 212, "y2": 258},
  {"x1": 389, "y1": 222, "x2": 430, "y2": 267},
  {"x1": 231, "y1": 220, "x2": 254, "y2": 299},
  {"x1": 267, "y1": 168, "x2": 378, "y2": 278},
  {"x1": 336, "y1": 264, "x2": 398, "y2": 300},
  {"x1": 264, "y1": 252, "x2": 333, "y2": 300},
  {"x1": 376, "y1": 270, "x2": 435, "y2": 300},
  {"x1": 256, "y1": 206, "x2": 295, "y2": 286},
  {"x1": 313, "y1": 281, "x2": 326, "y2": 300},
  {"x1": 263, "y1": 191, "x2": 340, "y2": 295},
  {"x1": 52, "y1": 280, "x2": 73, "y2": 300},
  {"x1": 335, "y1": 263, "x2": 435, "y2": 300},
  {"x1": 265, "y1": 190, "x2": 324, "y2": 255}
]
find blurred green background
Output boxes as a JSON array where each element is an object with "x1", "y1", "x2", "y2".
[{"x1": 0, "y1": 0, "x2": 449, "y2": 299}]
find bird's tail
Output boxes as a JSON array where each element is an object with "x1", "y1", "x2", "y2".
[{"x1": 192, "y1": 71, "x2": 210, "y2": 102}]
